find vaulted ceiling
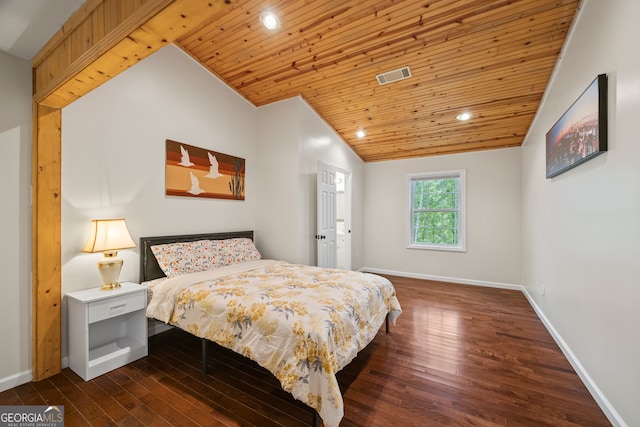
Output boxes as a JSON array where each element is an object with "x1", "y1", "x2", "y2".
[
  {"x1": 175, "y1": 0, "x2": 580, "y2": 162},
  {"x1": 24, "y1": 0, "x2": 581, "y2": 163}
]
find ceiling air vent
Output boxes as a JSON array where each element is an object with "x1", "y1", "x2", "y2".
[{"x1": 376, "y1": 66, "x2": 412, "y2": 85}]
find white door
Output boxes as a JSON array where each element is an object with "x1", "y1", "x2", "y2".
[{"x1": 317, "y1": 162, "x2": 337, "y2": 268}]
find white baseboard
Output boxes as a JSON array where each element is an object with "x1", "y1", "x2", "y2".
[
  {"x1": 0, "y1": 370, "x2": 31, "y2": 393},
  {"x1": 361, "y1": 267, "x2": 522, "y2": 291},
  {"x1": 1, "y1": 322, "x2": 170, "y2": 394},
  {"x1": 364, "y1": 267, "x2": 626, "y2": 427},
  {"x1": 521, "y1": 289, "x2": 626, "y2": 427}
]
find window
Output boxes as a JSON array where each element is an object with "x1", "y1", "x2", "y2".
[{"x1": 407, "y1": 169, "x2": 466, "y2": 252}]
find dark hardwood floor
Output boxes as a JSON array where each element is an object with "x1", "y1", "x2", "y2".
[{"x1": 1, "y1": 276, "x2": 611, "y2": 426}]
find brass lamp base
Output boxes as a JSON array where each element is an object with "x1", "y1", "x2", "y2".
[
  {"x1": 98, "y1": 250, "x2": 124, "y2": 291},
  {"x1": 100, "y1": 282, "x2": 122, "y2": 291}
]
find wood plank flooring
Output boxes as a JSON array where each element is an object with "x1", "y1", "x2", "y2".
[{"x1": 1, "y1": 275, "x2": 611, "y2": 426}]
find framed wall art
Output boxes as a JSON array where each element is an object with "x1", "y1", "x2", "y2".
[
  {"x1": 546, "y1": 74, "x2": 608, "y2": 178},
  {"x1": 165, "y1": 139, "x2": 245, "y2": 200}
]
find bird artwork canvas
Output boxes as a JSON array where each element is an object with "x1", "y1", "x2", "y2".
[{"x1": 165, "y1": 139, "x2": 245, "y2": 200}]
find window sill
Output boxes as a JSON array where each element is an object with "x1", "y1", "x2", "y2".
[{"x1": 407, "y1": 243, "x2": 466, "y2": 253}]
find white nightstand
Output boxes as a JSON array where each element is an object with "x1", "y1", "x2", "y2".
[{"x1": 67, "y1": 282, "x2": 148, "y2": 381}]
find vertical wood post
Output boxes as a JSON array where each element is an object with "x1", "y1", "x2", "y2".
[{"x1": 31, "y1": 103, "x2": 62, "y2": 380}]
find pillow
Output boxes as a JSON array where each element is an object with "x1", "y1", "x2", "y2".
[
  {"x1": 208, "y1": 239, "x2": 228, "y2": 265},
  {"x1": 221, "y1": 238, "x2": 261, "y2": 265},
  {"x1": 151, "y1": 239, "x2": 226, "y2": 277}
]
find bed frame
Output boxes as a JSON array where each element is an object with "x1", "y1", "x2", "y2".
[
  {"x1": 139, "y1": 230, "x2": 390, "y2": 427},
  {"x1": 140, "y1": 230, "x2": 322, "y2": 425}
]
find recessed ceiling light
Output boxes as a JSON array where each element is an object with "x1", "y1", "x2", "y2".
[
  {"x1": 356, "y1": 129, "x2": 366, "y2": 138},
  {"x1": 261, "y1": 12, "x2": 280, "y2": 30},
  {"x1": 456, "y1": 112, "x2": 472, "y2": 121}
]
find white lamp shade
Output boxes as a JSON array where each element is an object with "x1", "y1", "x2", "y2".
[{"x1": 82, "y1": 219, "x2": 135, "y2": 253}]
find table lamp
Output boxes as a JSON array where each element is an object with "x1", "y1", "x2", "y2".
[{"x1": 82, "y1": 219, "x2": 135, "y2": 290}]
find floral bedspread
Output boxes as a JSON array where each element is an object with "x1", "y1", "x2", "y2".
[{"x1": 146, "y1": 260, "x2": 402, "y2": 427}]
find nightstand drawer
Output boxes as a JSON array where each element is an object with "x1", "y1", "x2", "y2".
[{"x1": 88, "y1": 291, "x2": 145, "y2": 323}]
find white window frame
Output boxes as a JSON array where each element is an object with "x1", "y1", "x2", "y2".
[{"x1": 406, "y1": 169, "x2": 466, "y2": 252}]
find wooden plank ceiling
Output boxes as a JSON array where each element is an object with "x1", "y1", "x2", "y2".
[{"x1": 175, "y1": 0, "x2": 580, "y2": 162}]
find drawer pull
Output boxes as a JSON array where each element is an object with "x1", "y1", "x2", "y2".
[
  {"x1": 109, "y1": 304, "x2": 127, "y2": 315},
  {"x1": 87, "y1": 292, "x2": 145, "y2": 323}
]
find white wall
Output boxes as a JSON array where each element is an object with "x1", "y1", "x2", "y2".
[
  {"x1": 254, "y1": 99, "x2": 301, "y2": 263},
  {"x1": 0, "y1": 51, "x2": 32, "y2": 391},
  {"x1": 363, "y1": 147, "x2": 521, "y2": 286},
  {"x1": 521, "y1": 1, "x2": 640, "y2": 425},
  {"x1": 255, "y1": 97, "x2": 365, "y2": 269}
]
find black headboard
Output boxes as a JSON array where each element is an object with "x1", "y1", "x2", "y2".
[{"x1": 139, "y1": 230, "x2": 254, "y2": 282}]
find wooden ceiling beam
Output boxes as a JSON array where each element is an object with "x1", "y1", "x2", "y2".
[{"x1": 34, "y1": 0, "x2": 236, "y2": 109}]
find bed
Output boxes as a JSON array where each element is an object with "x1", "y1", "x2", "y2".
[{"x1": 140, "y1": 231, "x2": 402, "y2": 427}]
